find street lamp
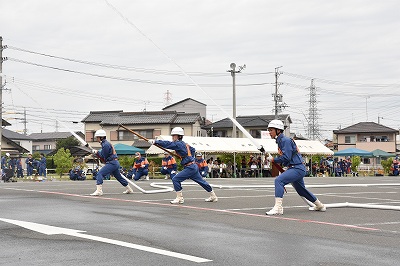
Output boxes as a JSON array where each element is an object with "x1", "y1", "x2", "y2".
[{"x1": 227, "y1": 63, "x2": 245, "y2": 138}]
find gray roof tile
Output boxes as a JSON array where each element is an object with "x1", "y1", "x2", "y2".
[
  {"x1": 333, "y1": 122, "x2": 398, "y2": 134},
  {"x1": 2, "y1": 128, "x2": 33, "y2": 140},
  {"x1": 203, "y1": 114, "x2": 290, "y2": 129},
  {"x1": 162, "y1": 98, "x2": 206, "y2": 110},
  {"x1": 83, "y1": 110, "x2": 200, "y2": 125},
  {"x1": 81, "y1": 110, "x2": 122, "y2": 122},
  {"x1": 173, "y1": 113, "x2": 201, "y2": 124},
  {"x1": 29, "y1": 131, "x2": 83, "y2": 140}
]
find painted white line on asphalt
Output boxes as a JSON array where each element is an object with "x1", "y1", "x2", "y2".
[
  {"x1": 0, "y1": 218, "x2": 211, "y2": 263},
  {"x1": 322, "y1": 194, "x2": 399, "y2": 202},
  {"x1": 354, "y1": 221, "x2": 400, "y2": 226},
  {"x1": 212, "y1": 183, "x2": 400, "y2": 189},
  {"x1": 0, "y1": 188, "x2": 382, "y2": 231},
  {"x1": 322, "y1": 192, "x2": 397, "y2": 195}
]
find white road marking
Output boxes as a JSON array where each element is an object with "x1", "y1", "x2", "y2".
[
  {"x1": 354, "y1": 221, "x2": 400, "y2": 226},
  {"x1": 0, "y1": 218, "x2": 211, "y2": 263}
]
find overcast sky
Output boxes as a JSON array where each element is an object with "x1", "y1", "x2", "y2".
[{"x1": 1, "y1": 0, "x2": 400, "y2": 140}]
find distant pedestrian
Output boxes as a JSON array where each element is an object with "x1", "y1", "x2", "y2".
[
  {"x1": 1, "y1": 153, "x2": 10, "y2": 170},
  {"x1": 393, "y1": 156, "x2": 399, "y2": 176},
  {"x1": 38, "y1": 153, "x2": 47, "y2": 177},
  {"x1": 16, "y1": 156, "x2": 24, "y2": 178},
  {"x1": 26, "y1": 154, "x2": 34, "y2": 177}
]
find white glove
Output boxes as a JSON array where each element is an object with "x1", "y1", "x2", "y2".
[
  {"x1": 92, "y1": 149, "x2": 97, "y2": 155},
  {"x1": 148, "y1": 139, "x2": 155, "y2": 144},
  {"x1": 201, "y1": 171, "x2": 205, "y2": 175},
  {"x1": 141, "y1": 165, "x2": 146, "y2": 168},
  {"x1": 266, "y1": 154, "x2": 274, "y2": 162},
  {"x1": 171, "y1": 171, "x2": 176, "y2": 174},
  {"x1": 163, "y1": 167, "x2": 167, "y2": 170}
]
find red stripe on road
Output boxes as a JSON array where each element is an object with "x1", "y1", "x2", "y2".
[{"x1": 27, "y1": 189, "x2": 381, "y2": 232}]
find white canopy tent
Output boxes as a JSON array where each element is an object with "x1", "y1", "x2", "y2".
[{"x1": 146, "y1": 136, "x2": 334, "y2": 156}]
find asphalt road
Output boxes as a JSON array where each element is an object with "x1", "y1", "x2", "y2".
[{"x1": 0, "y1": 176, "x2": 399, "y2": 265}]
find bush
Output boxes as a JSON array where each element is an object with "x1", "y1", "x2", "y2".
[
  {"x1": 381, "y1": 158, "x2": 393, "y2": 175},
  {"x1": 351, "y1": 156, "x2": 361, "y2": 172},
  {"x1": 53, "y1": 148, "x2": 73, "y2": 178},
  {"x1": 119, "y1": 155, "x2": 135, "y2": 169}
]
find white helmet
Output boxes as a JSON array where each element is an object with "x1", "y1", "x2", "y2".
[
  {"x1": 268, "y1": 119, "x2": 284, "y2": 130},
  {"x1": 171, "y1": 127, "x2": 184, "y2": 136},
  {"x1": 196, "y1": 152, "x2": 203, "y2": 157},
  {"x1": 94, "y1": 129, "x2": 107, "y2": 138}
]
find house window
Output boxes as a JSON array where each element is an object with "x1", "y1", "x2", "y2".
[
  {"x1": 85, "y1": 131, "x2": 95, "y2": 142},
  {"x1": 44, "y1": 145, "x2": 52, "y2": 150},
  {"x1": 362, "y1": 158, "x2": 371, "y2": 164},
  {"x1": 118, "y1": 130, "x2": 153, "y2": 141},
  {"x1": 376, "y1": 136, "x2": 388, "y2": 142},
  {"x1": 344, "y1": 135, "x2": 356, "y2": 144},
  {"x1": 32, "y1": 145, "x2": 40, "y2": 151},
  {"x1": 250, "y1": 129, "x2": 261, "y2": 138},
  {"x1": 213, "y1": 130, "x2": 226, "y2": 137}
]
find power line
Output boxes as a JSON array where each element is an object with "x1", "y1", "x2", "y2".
[
  {"x1": 284, "y1": 71, "x2": 400, "y2": 88},
  {"x1": 5, "y1": 57, "x2": 273, "y2": 87},
  {"x1": 6, "y1": 45, "x2": 275, "y2": 77}
]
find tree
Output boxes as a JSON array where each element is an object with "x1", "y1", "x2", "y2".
[
  {"x1": 56, "y1": 136, "x2": 80, "y2": 151},
  {"x1": 53, "y1": 148, "x2": 73, "y2": 178},
  {"x1": 119, "y1": 155, "x2": 135, "y2": 170},
  {"x1": 381, "y1": 157, "x2": 393, "y2": 175},
  {"x1": 351, "y1": 156, "x2": 361, "y2": 172}
]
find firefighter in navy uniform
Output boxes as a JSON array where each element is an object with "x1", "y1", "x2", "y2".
[
  {"x1": 16, "y1": 156, "x2": 24, "y2": 178},
  {"x1": 195, "y1": 153, "x2": 209, "y2": 178},
  {"x1": 393, "y1": 156, "x2": 399, "y2": 176},
  {"x1": 265, "y1": 120, "x2": 326, "y2": 215},
  {"x1": 160, "y1": 151, "x2": 177, "y2": 180},
  {"x1": 132, "y1": 152, "x2": 149, "y2": 181},
  {"x1": 149, "y1": 127, "x2": 218, "y2": 204},
  {"x1": 38, "y1": 153, "x2": 47, "y2": 178},
  {"x1": 90, "y1": 129, "x2": 134, "y2": 196},
  {"x1": 25, "y1": 154, "x2": 34, "y2": 177}
]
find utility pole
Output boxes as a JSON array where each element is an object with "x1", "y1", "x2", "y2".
[
  {"x1": 227, "y1": 63, "x2": 245, "y2": 138},
  {"x1": 23, "y1": 108, "x2": 27, "y2": 135},
  {"x1": 0, "y1": 36, "x2": 3, "y2": 159},
  {"x1": 273, "y1": 66, "x2": 283, "y2": 119},
  {"x1": 365, "y1": 96, "x2": 370, "y2": 121}
]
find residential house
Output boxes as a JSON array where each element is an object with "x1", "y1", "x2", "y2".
[
  {"x1": 202, "y1": 114, "x2": 292, "y2": 138},
  {"x1": 397, "y1": 135, "x2": 400, "y2": 153},
  {"x1": 1, "y1": 120, "x2": 30, "y2": 155},
  {"x1": 163, "y1": 98, "x2": 207, "y2": 122},
  {"x1": 29, "y1": 131, "x2": 85, "y2": 155},
  {"x1": 333, "y1": 122, "x2": 398, "y2": 153},
  {"x1": 2, "y1": 128, "x2": 33, "y2": 153},
  {"x1": 82, "y1": 110, "x2": 205, "y2": 150}
]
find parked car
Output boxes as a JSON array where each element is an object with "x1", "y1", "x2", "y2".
[{"x1": 84, "y1": 158, "x2": 104, "y2": 174}]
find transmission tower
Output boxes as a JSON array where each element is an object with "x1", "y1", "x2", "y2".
[
  {"x1": 164, "y1": 90, "x2": 173, "y2": 106},
  {"x1": 307, "y1": 79, "x2": 320, "y2": 140}
]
